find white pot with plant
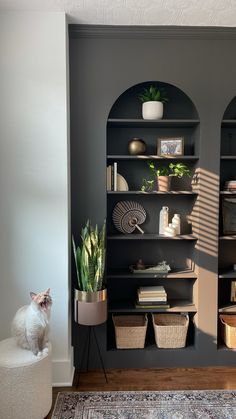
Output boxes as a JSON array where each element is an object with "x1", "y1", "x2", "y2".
[
  {"x1": 141, "y1": 161, "x2": 191, "y2": 192},
  {"x1": 72, "y1": 220, "x2": 107, "y2": 326},
  {"x1": 138, "y1": 85, "x2": 168, "y2": 120}
]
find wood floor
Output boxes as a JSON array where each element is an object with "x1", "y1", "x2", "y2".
[{"x1": 46, "y1": 367, "x2": 236, "y2": 418}]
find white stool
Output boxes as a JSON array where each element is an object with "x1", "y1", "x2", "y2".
[{"x1": 0, "y1": 338, "x2": 52, "y2": 419}]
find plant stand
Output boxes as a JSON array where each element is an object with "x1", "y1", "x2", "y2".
[{"x1": 74, "y1": 325, "x2": 108, "y2": 386}]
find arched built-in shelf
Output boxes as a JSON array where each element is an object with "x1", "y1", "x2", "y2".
[
  {"x1": 218, "y1": 97, "x2": 236, "y2": 348},
  {"x1": 106, "y1": 81, "x2": 200, "y2": 351}
]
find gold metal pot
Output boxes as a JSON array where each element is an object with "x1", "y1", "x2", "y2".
[
  {"x1": 128, "y1": 138, "x2": 146, "y2": 155},
  {"x1": 74, "y1": 289, "x2": 107, "y2": 326}
]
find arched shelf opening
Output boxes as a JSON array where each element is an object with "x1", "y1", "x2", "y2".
[
  {"x1": 108, "y1": 81, "x2": 199, "y2": 120},
  {"x1": 107, "y1": 80, "x2": 200, "y2": 158},
  {"x1": 221, "y1": 96, "x2": 236, "y2": 157},
  {"x1": 218, "y1": 96, "x2": 236, "y2": 325},
  {"x1": 106, "y1": 81, "x2": 200, "y2": 347}
]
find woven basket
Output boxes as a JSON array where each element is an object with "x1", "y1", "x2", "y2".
[
  {"x1": 152, "y1": 313, "x2": 189, "y2": 348},
  {"x1": 220, "y1": 314, "x2": 236, "y2": 348},
  {"x1": 113, "y1": 314, "x2": 148, "y2": 349}
]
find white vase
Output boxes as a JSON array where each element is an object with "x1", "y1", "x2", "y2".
[
  {"x1": 159, "y1": 206, "x2": 169, "y2": 235},
  {"x1": 164, "y1": 223, "x2": 177, "y2": 237},
  {"x1": 142, "y1": 101, "x2": 163, "y2": 120}
]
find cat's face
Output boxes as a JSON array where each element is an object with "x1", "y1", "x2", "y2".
[{"x1": 30, "y1": 289, "x2": 52, "y2": 312}]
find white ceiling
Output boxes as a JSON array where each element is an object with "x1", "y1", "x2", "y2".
[{"x1": 0, "y1": 0, "x2": 236, "y2": 26}]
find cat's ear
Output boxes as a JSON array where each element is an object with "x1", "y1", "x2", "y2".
[
  {"x1": 46, "y1": 288, "x2": 50, "y2": 295},
  {"x1": 30, "y1": 292, "x2": 37, "y2": 300}
]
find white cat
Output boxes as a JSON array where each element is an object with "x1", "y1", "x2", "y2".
[{"x1": 11, "y1": 289, "x2": 52, "y2": 357}]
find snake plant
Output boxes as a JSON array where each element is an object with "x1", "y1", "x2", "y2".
[
  {"x1": 72, "y1": 220, "x2": 106, "y2": 292},
  {"x1": 138, "y1": 85, "x2": 168, "y2": 103}
]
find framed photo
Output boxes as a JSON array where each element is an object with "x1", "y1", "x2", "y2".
[
  {"x1": 222, "y1": 198, "x2": 236, "y2": 235},
  {"x1": 157, "y1": 137, "x2": 184, "y2": 156}
]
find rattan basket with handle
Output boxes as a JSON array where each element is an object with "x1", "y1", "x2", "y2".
[
  {"x1": 113, "y1": 314, "x2": 148, "y2": 349},
  {"x1": 220, "y1": 314, "x2": 236, "y2": 348},
  {"x1": 152, "y1": 313, "x2": 189, "y2": 348}
]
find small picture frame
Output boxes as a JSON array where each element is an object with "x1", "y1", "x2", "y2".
[{"x1": 157, "y1": 137, "x2": 184, "y2": 156}]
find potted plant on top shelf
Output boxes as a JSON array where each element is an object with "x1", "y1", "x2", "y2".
[
  {"x1": 141, "y1": 161, "x2": 191, "y2": 192},
  {"x1": 72, "y1": 220, "x2": 107, "y2": 326},
  {"x1": 138, "y1": 85, "x2": 168, "y2": 120}
]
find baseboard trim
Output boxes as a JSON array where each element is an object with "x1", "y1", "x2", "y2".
[{"x1": 52, "y1": 347, "x2": 74, "y2": 386}]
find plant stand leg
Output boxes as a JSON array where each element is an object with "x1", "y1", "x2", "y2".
[
  {"x1": 86, "y1": 326, "x2": 91, "y2": 372},
  {"x1": 74, "y1": 326, "x2": 90, "y2": 387},
  {"x1": 92, "y1": 326, "x2": 108, "y2": 383}
]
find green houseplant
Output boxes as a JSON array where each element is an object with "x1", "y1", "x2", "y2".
[
  {"x1": 138, "y1": 85, "x2": 168, "y2": 120},
  {"x1": 141, "y1": 161, "x2": 191, "y2": 192},
  {"x1": 72, "y1": 220, "x2": 107, "y2": 325}
]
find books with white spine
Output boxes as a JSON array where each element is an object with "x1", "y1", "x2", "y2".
[
  {"x1": 113, "y1": 162, "x2": 117, "y2": 191},
  {"x1": 138, "y1": 286, "x2": 166, "y2": 293}
]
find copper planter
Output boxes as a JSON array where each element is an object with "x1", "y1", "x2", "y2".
[
  {"x1": 74, "y1": 289, "x2": 107, "y2": 326},
  {"x1": 157, "y1": 176, "x2": 171, "y2": 192}
]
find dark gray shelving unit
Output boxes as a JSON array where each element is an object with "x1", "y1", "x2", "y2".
[
  {"x1": 106, "y1": 81, "x2": 199, "y2": 351},
  {"x1": 218, "y1": 102, "x2": 236, "y2": 349}
]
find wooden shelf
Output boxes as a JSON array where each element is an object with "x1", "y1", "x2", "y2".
[
  {"x1": 219, "y1": 236, "x2": 236, "y2": 240},
  {"x1": 107, "y1": 269, "x2": 197, "y2": 279},
  {"x1": 221, "y1": 119, "x2": 236, "y2": 127},
  {"x1": 107, "y1": 155, "x2": 199, "y2": 161},
  {"x1": 219, "y1": 270, "x2": 236, "y2": 279},
  {"x1": 107, "y1": 234, "x2": 197, "y2": 240},
  {"x1": 220, "y1": 191, "x2": 236, "y2": 195},
  {"x1": 219, "y1": 304, "x2": 236, "y2": 313},
  {"x1": 109, "y1": 299, "x2": 197, "y2": 313},
  {"x1": 107, "y1": 190, "x2": 198, "y2": 195},
  {"x1": 221, "y1": 156, "x2": 236, "y2": 160},
  {"x1": 107, "y1": 118, "x2": 200, "y2": 127}
]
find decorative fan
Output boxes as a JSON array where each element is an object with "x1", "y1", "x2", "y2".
[{"x1": 112, "y1": 201, "x2": 146, "y2": 234}]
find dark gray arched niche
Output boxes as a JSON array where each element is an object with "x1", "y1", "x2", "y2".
[
  {"x1": 218, "y1": 98, "x2": 236, "y2": 347},
  {"x1": 106, "y1": 81, "x2": 201, "y2": 365}
]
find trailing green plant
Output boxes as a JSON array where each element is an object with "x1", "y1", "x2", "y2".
[
  {"x1": 138, "y1": 85, "x2": 168, "y2": 104},
  {"x1": 141, "y1": 161, "x2": 191, "y2": 191},
  {"x1": 140, "y1": 178, "x2": 154, "y2": 192},
  {"x1": 148, "y1": 161, "x2": 191, "y2": 178},
  {"x1": 169, "y1": 162, "x2": 192, "y2": 178},
  {"x1": 72, "y1": 220, "x2": 106, "y2": 292}
]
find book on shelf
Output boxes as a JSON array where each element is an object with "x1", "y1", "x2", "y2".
[
  {"x1": 138, "y1": 285, "x2": 166, "y2": 293},
  {"x1": 113, "y1": 162, "x2": 117, "y2": 191},
  {"x1": 138, "y1": 291, "x2": 167, "y2": 297},
  {"x1": 136, "y1": 300, "x2": 168, "y2": 306},
  {"x1": 106, "y1": 163, "x2": 118, "y2": 191},
  {"x1": 138, "y1": 285, "x2": 167, "y2": 302},
  {"x1": 107, "y1": 165, "x2": 112, "y2": 191},
  {"x1": 135, "y1": 301, "x2": 170, "y2": 309},
  {"x1": 138, "y1": 296, "x2": 167, "y2": 302}
]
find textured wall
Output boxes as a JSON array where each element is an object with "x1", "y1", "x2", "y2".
[{"x1": 1, "y1": 0, "x2": 236, "y2": 26}]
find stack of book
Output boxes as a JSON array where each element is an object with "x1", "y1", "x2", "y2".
[
  {"x1": 136, "y1": 286, "x2": 170, "y2": 309},
  {"x1": 224, "y1": 180, "x2": 236, "y2": 191}
]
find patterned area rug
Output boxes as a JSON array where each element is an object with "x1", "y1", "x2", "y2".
[{"x1": 52, "y1": 390, "x2": 236, "y2": 418}]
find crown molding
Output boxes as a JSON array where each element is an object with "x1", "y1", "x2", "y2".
[{"x1": 69, "y1": 24, "x2": 236, "y2": 40}]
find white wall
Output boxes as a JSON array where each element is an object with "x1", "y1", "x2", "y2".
[{"x1": 0, "y1": 11, "x2": 72, "y2": 385}]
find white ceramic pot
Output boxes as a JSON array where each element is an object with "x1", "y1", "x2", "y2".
[{"x1": 142, "y1": 101, "x2": 163, "y2": 120}]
